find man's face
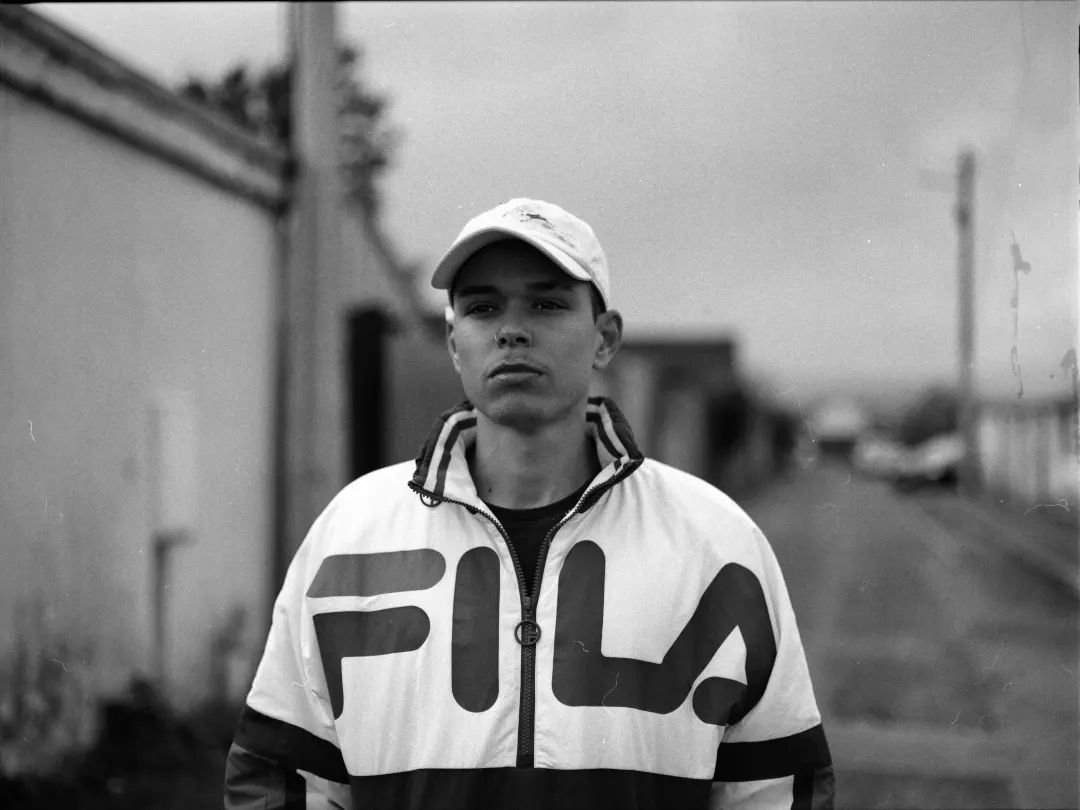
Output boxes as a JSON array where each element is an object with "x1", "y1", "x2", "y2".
[{"x1": 447, "y1": 240, "x2": 620, "y2": 431}]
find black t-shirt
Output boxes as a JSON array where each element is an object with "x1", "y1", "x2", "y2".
[{"x1": 484, "y1": 480, "x2": 590, "y2": 595}]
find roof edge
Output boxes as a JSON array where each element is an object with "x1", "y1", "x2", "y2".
[{"x1": 0, "y1": 5, "x2": 289, "y2": 211}]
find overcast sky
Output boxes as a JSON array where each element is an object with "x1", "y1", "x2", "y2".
[{"x1": 37, "y1": 2, "x2": 1078, "y2": 407}]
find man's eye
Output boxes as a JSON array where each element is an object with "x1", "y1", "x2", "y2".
[
  {"x1": 464, "y1": 303, "x2": 495, "y2": 316},
  {"x1": 534, "y1": 300, "x2": 566, "y2": 310}
]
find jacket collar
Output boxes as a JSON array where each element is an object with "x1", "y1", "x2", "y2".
[{"x1": 410, "y1": 396, "x2": 644, "y2": 511}]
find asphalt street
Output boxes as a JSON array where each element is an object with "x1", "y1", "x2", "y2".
[{"x1": 744, "y1": 464, "x2": 1079, "y2": 810}]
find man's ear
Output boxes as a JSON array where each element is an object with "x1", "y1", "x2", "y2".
[
  {"x1": 445, "y1": 306, "x2": 462, "y2": 374},
  {"x1": 593, "y1": 309, "x2": 623, "y2": 371}
]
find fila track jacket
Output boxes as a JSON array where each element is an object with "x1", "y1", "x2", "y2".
[{"x1": 225, "y1": 398, "x2": 834, "y2": 809}]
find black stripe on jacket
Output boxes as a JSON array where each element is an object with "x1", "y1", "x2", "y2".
[
  {"x1": 345, "y1": 767, "x2": 713, "y2": 810},
  {"x1": 713, "y1": 723, "x2": 832, "y2": 782}
]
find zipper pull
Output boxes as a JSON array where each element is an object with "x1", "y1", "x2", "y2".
[{"x1": 522, "y1": 595, "x2": 533, "y2": 616}]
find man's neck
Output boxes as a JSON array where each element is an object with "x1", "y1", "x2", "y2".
[{"x1": 470, "y1": 410, "x2": 598, "y2": 509}]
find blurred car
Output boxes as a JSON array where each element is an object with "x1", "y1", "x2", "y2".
[{"x1": 894, "y1": 433, "x2": 964, "y2": 491}]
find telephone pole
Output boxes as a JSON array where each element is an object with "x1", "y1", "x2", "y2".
[
  {"x1": 955, "y1": 151, "x2": 978, "y2": 494},
  {"x1": 277, "y1": 2, "x2": 344, "y2": 586}
]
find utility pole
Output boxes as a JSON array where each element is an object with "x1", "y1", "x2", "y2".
[
  {"x1": 955, "y1": 150, "x2": 978, "y2": 494},
  {"x1": 278, "y1": 2, "x2": 343, "y2": 584}
]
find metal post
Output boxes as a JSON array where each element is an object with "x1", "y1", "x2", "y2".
[{"x1": 955, "y1": 151, "x2": 978, "y2": 494}]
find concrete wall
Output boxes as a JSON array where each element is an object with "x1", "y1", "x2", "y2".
[
  {"x1": 0, "y1": 84, "x2": 281, "y2": 713},
  {"x1": 0, "y1": 12, "x2": 294, "y2": 775},
  {"x1": 0, "y1": 12, "x2": 454, "y2": 781}
]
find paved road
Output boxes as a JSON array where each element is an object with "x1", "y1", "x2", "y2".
[{"x1": 743, "y1": 464, "x2": 1079, "y2": 809}]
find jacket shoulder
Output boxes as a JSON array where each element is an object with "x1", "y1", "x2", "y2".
[
  {"x1": 300, "y1": 460, "x2": 419, "y2": 552},
  {"x1": 628, "y1": 458, "x2": 769, "y2": 557},
  {"x1": 337, "y1": 459, "x2": 417, "y2": 500}
]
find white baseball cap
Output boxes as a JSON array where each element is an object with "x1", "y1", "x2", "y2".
[{"x1": 430, "y1": 198, "x2": 612, "y2": 310}]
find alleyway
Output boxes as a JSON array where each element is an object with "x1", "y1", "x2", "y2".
[{"x1": 744, "y1": 464, "x2": 1079, "y2": 809}]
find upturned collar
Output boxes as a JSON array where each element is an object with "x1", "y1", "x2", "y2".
[{"x1": 409, "y1": 397, "x2": 644, "y2": 512}]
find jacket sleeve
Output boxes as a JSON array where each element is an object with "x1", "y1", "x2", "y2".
[
  {"x1": 225, "y1": 507, "x2": 352, "y2": 809},
  {"x1": 709, "y1": 528, "x2": 834, "y2": 810}
]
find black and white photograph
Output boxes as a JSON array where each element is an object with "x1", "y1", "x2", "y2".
[{"x1": 1, "y1": 2, "x2": 1076, "y2": 808}]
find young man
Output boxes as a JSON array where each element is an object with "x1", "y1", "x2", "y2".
[{"x1": 225, "y1": 199, "x2": 834, "y2": 809}]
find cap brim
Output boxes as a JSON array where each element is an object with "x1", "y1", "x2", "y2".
[{"x1": 431, "y1": 226, "x2": 592, "y2": 292}]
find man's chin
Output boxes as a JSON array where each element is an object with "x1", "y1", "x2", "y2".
[
  {"x1": 469, "y1": 385, "x2": 588, "y2": 431},
  {"x1": 476, "y1": 393, "x2": 561, "y2": 432},
  {"x1": 484, "y1": 401, "x2": 548, "y2": 432}
]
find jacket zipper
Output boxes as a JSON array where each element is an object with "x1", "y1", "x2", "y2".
[
  {"x1": 475, "y1": 506, "x2": 543, "y2": 767},
  {"x1": 513, "y1": 465, "x2": 638, "y2": 767},
  {"x1": 516, "y1": 518, "x2": 566, "y2": 766},
  {"x1": 408, "y1": 463, "x2": 637, "y2": 767}
]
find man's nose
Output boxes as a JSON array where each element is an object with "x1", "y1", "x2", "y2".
[{"x1": 495, "y1": 324, "x2": 531, "y2": 347}]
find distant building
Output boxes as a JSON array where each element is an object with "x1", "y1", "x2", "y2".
[
  {"x1": 599, "y1": 336, "x2": 793, "y2": 500},
  {"x1": 977, "y1": 396, "x2": 1079, "y2": 517}
]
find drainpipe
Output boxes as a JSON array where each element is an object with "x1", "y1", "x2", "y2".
[
  {"x1": 151, "y1": 529, "x2": 189, "y2": 688},
  {"x1": 146, "y1": 394, "x2": 196, "y2": 695}
]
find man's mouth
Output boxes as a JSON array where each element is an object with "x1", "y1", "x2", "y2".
[{"x1": 489, "y1": 362, "x2": 543, "y2": 379}]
